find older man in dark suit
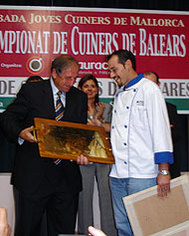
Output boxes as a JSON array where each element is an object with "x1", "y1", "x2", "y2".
[{"x1": 0, "y1": 55, "x2": 88, "y2": 236}]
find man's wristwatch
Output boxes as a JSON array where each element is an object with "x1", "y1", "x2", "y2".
[{"x1": 159, "y1": 170, "x2": 170, "y2": 176}]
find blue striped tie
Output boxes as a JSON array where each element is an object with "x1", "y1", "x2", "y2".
[
  {"x1": 54, "y1": 91, "x2": 65, "y2": 165},
  {"x1": 55, "y1": 91, "x2": 64, "y2": 121}
]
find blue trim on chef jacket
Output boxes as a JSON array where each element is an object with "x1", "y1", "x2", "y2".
[
  {"x1": 154, "y1": 152, "x2": 174, "y2": 164},
  {"x1": 125, "y1": 73, "x2": 143, "y2": 89},
  {"x1": 116, "y1": 73, "x2": 143, "y2": 97}
]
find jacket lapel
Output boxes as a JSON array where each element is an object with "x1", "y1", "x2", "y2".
[{"x1": 42, "y1": 80, "x2": 55, "y2": 119}]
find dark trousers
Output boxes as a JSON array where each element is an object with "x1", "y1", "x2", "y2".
[{"x1": 14, "y1": 187, "x2": 79, "y2": 236}]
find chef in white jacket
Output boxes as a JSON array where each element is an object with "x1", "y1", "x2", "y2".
[{"x1": 90, "y1": 50, "x2": 173, "y2": 236}]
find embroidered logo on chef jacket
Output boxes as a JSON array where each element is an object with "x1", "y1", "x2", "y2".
[{"x1": 136, "y1": 100, "x2": 144, "y2": 106}]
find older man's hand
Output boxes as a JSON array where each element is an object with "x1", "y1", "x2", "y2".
[
  {"x1": 19, "y1": 126, "x2": 37, "y2": 143},
  {"x1": 76, "y1": 155, "x2": 90, "y2": 165}
]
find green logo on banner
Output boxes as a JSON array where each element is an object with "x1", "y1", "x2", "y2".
[{"x1": 0, "y1": 97, "x2": 15, "y2": 110}]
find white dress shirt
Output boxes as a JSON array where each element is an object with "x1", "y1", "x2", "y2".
[{"x1": 50, "y1": 77, "x2": 66, "y2": 108}]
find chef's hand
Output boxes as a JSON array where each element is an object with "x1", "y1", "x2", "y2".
[{"x1": 157, "y1": 173, "x2": 171, "y2": 197}]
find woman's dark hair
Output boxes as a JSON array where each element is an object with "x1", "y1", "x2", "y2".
[
  {"x1": 26, "y1": 76, "x2": 43, "y2": 83},
  {"x1": 78, "y1": 74, "x2": 99, "y2": 104}
]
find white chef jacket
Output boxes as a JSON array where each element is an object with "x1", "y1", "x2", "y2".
[{"x1": 110, "y1": 73, "x2": 173, "y2": 179}]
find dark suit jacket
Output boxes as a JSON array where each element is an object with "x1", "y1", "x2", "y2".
[
  {"x1": 1, "y1": 79, "x2": 88, "y2": 194},
  {"x1": 166, "y1": 102, "x2": 181, "y2": 179}
]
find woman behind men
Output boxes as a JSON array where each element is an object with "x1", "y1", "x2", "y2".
[{"x1": 77, "y1": 74, "x2": 117, "y2": 236}]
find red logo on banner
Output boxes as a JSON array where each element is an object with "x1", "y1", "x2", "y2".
[{"x1": 26, "y1": 57, "x2": 45, "y2": 74}]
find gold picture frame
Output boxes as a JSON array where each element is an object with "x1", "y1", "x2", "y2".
[{"x1": 34, "y1": 117, "x2": 115, "y2": 164}]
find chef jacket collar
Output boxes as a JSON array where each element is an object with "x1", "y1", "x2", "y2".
[{"x1": 124, "y1": 73, "x2": 143, "y2": 89}]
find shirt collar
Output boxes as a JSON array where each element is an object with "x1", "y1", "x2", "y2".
[
  {"x1": 50, "y1": 77, "x2": 66, "y2": 98},
  {"x1": 125, "y1": 73, "x2": 143, "y2": 89},
  {"x1": 116, "y1": 73, "x2": 143, "y2": 97}
]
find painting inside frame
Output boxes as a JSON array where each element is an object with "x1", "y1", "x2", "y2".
[{"x1": 34, "y1": 117, "x2": 115, "y2": 164}]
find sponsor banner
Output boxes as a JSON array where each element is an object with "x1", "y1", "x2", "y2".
[
  {"x1": 0, "y1": 6, "x2": 188, "y2": 113},
  {"x1": 160, "y1": 79, "x2": 189, "y2": 113},
  {"x1": 0, "y1": 77, "x2": 118, "y2": 110}
]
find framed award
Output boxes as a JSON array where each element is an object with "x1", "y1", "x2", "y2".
[{"x1": 34, "y1": 117, "x2": 115, "y2": 164}]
